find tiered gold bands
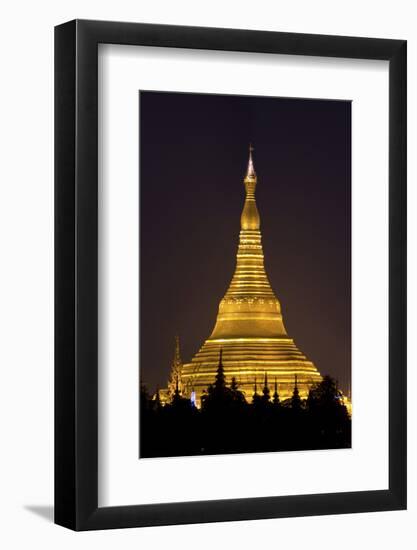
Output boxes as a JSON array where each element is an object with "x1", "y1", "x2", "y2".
[{"x1": 180, "y1": 147, "x2": 322, "y2": 403}]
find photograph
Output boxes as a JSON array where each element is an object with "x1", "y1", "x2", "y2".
[{"x1": 139, "y1": 90, "x2": 352, "y2": 458}]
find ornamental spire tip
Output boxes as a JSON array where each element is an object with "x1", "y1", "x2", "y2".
[{"x1": 246, "y1": 143, "x2": 256, "y2": 180}]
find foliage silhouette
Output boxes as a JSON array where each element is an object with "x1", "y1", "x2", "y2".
[{"x1": 140, "y1": 371, "x2": 351, "y2": 458}]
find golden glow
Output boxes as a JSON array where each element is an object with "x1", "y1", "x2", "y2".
[
  {"x1": 208, "y1": 338, "x2": 292, "y2": 343},
  {"x1": 171, "y1": 146, "x2": 323, "y2": 404}
]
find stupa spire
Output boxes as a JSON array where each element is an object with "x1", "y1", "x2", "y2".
[
  {"x1": 245, "y1": 143, "x2": 256, "y2": 180},
  {"x1": 241, "y1": 144, "x2": 260, "y2": 231},
  {"x1": 208, "y1": 145, "x2": 286, "y2": 339}
]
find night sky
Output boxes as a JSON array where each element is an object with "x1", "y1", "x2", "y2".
[{"x1": 140, "y1": 91, "x2": 351, "y2": 394}]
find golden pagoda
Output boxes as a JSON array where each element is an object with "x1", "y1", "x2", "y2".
[{"x1": 180, "y1": 146, "x2": 322, "y2": 404}]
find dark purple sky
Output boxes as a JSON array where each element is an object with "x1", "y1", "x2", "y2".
[{"x1": 140, "y1": 91, "x2": 351, "y2": 394}]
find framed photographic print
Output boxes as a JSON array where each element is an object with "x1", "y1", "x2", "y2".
[{"x1": 55, "y1": 20, "x2": 406, "y2": 530}]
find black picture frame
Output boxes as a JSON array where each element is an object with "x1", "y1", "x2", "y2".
[{"x1": 55, "y1": 19, "x2": 407, "y2": 531}]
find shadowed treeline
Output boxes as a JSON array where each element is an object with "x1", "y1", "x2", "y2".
[{"x1": 140, "y1": 360, "x2": 351, "y2": 458}]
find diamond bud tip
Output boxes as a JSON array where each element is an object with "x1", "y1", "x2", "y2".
[{"x1": 246, "y1": 144, "x2": 256, "y2": 180}]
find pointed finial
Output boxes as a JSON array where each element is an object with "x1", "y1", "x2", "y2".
[
  {"x1": 273, "y1": 376, "x2": 280, "y2": 405},
  {"x1": 262, "y1": 371, "x2": 270, "y2": 401},
  {"x1": 246, "y1": 143, "x2": 256, "y2": 180},
  {"x1": 218, "y1": 348, "x2": 223, "y2": 365}
]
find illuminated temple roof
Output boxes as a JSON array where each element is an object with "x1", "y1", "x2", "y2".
[{"x1": 178, "y1": 146, "x2": 322, "y2": 404}]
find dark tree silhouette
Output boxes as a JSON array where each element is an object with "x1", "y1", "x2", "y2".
[
  {"x1": 252, "y1": 377, "x2": 262, "y2": 406},
  {"x1": 230, "y1": 376, "x2": 239, "y2": 392},
  {"x1": 154, "y1": 387, "x2": 162, "y2": 410},
  {"x1": 262, "y1": 372, "x2": 271, "y2": 404},
  {"x1": 291, "y1": 375, "x2": 302, "y2": 411},
  {"x1": 307, "y1": 375, "x2": 343, "y2": 407},
  {"x1": 201, "y1": 349, "x2": 235, "y2": 411},
  {"x1": 272, "y1": 377, "x2": 281, "y2": 406},
  {"x1": 213, "y1": 349, "x2": 226, "y2": 391},
  {"x1": 140, "y1": 372, "x2": 351, "y2": 458},
  {"x1": 230, "y1": 377, "x2": 246, "y2": 406}
]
